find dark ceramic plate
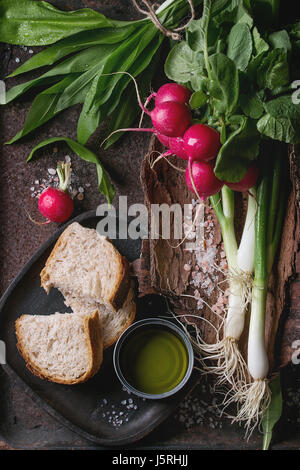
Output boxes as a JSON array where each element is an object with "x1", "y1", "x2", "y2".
[{"x1": 0, "y1": 210, "x2": 195, "y2": 446}]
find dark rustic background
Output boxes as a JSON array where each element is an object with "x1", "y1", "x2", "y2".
[{"x1": 0, "y1": 0, "x2": 299, "y2": 450}]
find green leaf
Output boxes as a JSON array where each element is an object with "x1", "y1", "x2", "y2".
[
  {"x1": 268, "y1": 30, "x2": 292, "y2": 52},
  {"x1": 239, "y1": 92, "x2": 264, "y2": 119},
  {"x1": 77, "y1": 30, "x2": 162, "y2": 145},
  {"x1": 209, "y1": 52, "x2": 239, "y2": 115},
  {"x1": 6, "y1": 75, "x2": 77, "y2": 144},
  {"x1": 227, "y1": 23, "x2": 252, "y2": 71},
  {"x1": 189, "y1": 90, "x2": 207, "y2": 109},
  {"x1": 215, "y1": 115, "x2": 261, "y2": 181},
  {"x1": 252, "y1": 26, "x2": 269, "y2": 56},
  {"x1": 0, "y1": 0, "x2": 113, "y2": 46},
  {"x1": 103, "y1": 53, "x2": 160, "y2": 149},
  {"x1": 164, "y1": 41, "x2": 204, "y2": 85},
  {"x1": 8, "y1": 26, "x2": 136, "y2": 77},
  {"x1": 257, "y1": 95, "x2": 300, "y2": 143},
  {"x1": 186, "y1": 8, "x2": 218, "y2": 54},
  {"x1": 27, "y1": 137, "x2": 114, "y2": 204},
  {"x1": 257, "y1": 49, "x2": 289, "y2": 90},
  {"x1": 262, "y1": 375, "x2": 282, "y2": 450},
  {"x1": 4, "y1": 44, "x2": 116, "y2": 104}
]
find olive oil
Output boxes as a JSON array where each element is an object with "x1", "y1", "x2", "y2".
[{"x1": 120, "y1": 327, "x2": 189, "y2": 395}]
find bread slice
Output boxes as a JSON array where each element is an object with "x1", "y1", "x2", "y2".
[
  {"x1": 63, "y1": 287, "x2": 136, "y2": 349},
  {"x1": 41, "y1": 222, "x2": 130, "y2": 312},
  {"x1": 15, "y1": 311, "x2": 103, "y2": 385}
]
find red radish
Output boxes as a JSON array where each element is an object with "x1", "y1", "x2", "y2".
[
  {"x1": 150, "y1": 100, "x2": 191, "y2": 137},
  {"x1": 183, "y1": 124, "x2": 221, "y2": 162},
  {"x1": 38, "y1": 162, "x2": 74, "y2": 223},
  {"x1": 156, "y1": 134, "x2": 187, "y2": 160},
  {"x1": 101, "y1": 78, "x2": 193, "y2": 146},
  {"x1": 154, "y1": 83, "x2": 192, "y2": 106},
  {"x1": 225, "y1": 164, "x2": 259, "y2": 192},
  {"x1": 185, "y1": 159, "x2": 224, "y2": 199},
  {"x1": 156, "y1": 132, "x2": 170, "y2": 147},
  {"x1": 168, "y1": 136, "x2": 188, "y2": 160}
]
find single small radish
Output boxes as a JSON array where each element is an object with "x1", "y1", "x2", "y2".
[
  {"x1": 101, "y1": 76, "x2": 192, "y2": 146},
  {"x1": 38, "y1": 162, "x2": 74, "y2": 223},
  {"x1": 225, "y1": 164, "x2": 259, "y2": 192},
  {"x1": 185, "y1": 159, "x2": 224, "y2": 199},
  {"x1": 168, "y1": 136, "x2": 188, "y2": 160},
  {"x1": 183, "y1": 124, "x2": 221, "y2": 162},
  {"x1": 150, "y1": 100, "x2": 191, "y2": 137},
  {"x1": 156, "y1": 134, "x2": 187, "y2": 160},
  {"x1": 155, "y1": 83, "x2": 192, "y2": 107},
  {"x1": 156, "y1": 132, "x2": 170, "y2": 147}
]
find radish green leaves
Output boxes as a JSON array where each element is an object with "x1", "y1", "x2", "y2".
[{"x1": 165, "y1": 0, "x2": 300, "y2": 182}]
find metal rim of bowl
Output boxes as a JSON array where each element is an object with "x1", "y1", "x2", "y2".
[{"x1": 113, "y1": 317, "x2": 194, "y2": 400}]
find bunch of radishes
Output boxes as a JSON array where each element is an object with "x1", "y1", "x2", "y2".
[{"x1": 134, "y1": 82, "x2": 258, "y2": 199}]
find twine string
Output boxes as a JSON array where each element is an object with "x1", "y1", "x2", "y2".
[{"x1": 132, "y1": 0, "x2": 195, "y2": 41}]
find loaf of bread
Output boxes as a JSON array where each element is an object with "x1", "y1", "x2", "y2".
[{"x1": 15, "y1": 311, "x2": 103, "y2": 384}]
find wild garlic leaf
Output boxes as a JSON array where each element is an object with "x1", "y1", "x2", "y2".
[
  {"x1": 227, "y1": 23, "x2": 252, "y2": 71},
  {"x1": 103, "y1": 56, "x2": 159, "y2": 149},
  {"x1": 262, "y1": 375, "x2": 282, "y2": 450},
  {"x1": 0, "y1": 0, "x2": 113, "y2": 46},
  {"x1": 6, "y1": 75, "x2": 77, "y2": 144},
  {"x1": 27, "y1": 137, "x2": 115, "y2": 204},
  {"x1": 8, "y1": 26, "x2": 136, "y2": 78},
  {"x1": 4, "y1": 44, "x2": 116, "y2": 103}
]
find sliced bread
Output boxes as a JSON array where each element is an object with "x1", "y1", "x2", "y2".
[
  {"x1": 41, "y1": 222, "x2": 130, "y2": 312},
  {"x1": 63, "y1": 287, "x2": 136, "y2": 349},
  {"x1": 15, "y1": 310, "x2": 103, "y2": 384}
]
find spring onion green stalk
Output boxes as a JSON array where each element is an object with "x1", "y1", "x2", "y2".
[
  {"x1": 234, "y1": 145, "x2": 287, "y2": 434},
  {"x1": 199, "y1": 187, "x2": 256, "y2": 389}
]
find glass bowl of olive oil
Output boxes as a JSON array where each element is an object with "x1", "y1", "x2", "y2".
[{"x1": 113, "y1": 318, "x2": 194, "y2": 399}]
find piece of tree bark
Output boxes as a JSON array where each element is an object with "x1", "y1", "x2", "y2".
[{"x1": 134, "y1": 136, "x2": 300, "y2": 371}]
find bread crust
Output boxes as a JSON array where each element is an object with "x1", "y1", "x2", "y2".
[
  {"x1": 40, "y1": 223, "x2": 130, "y2": 311},
  {"x1": 15, "y1": 311, "x2": 103, "y2": 385}
]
